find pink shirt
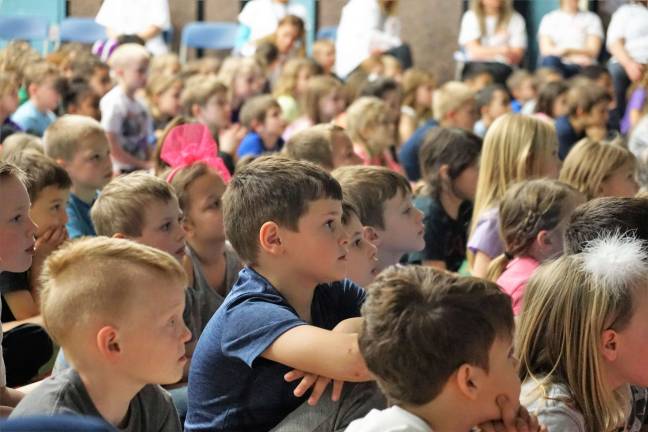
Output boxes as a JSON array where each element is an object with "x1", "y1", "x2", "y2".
[
  {"x1": 353, "y1": 144, "x2": 403, "y2": 173},
  {"x1": 496, "y1": 256, "x2": 540, "y2": 315}
]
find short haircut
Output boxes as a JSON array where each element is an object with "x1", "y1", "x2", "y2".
[
  {"x1": 360, "y1": 265, "x2": 514, "y2": 406},
  {"x1": 433, "y1": 81, "x2": 475, "y2": 122},
  {"x1": 506, "y1": 69, "x2": 533, "y2": 91},
  {"x1": 284, "y1": 124, "x2": 343, "y2": 170},
  {"x1": 341, "y1": 200, "x2": 360, "y2": 226},
  {"x1": 40, "y1": 236, "x2": 186, "y2": 348},
  {"x1": 534, "y1": 81, "x2": 569, "y2": 117},
  {"x1": 578, "y1": 65, "x2": 611, "y2": 82},
  {"x1": 24, "y1": 61, "x2": 60, "y2": 89},
  {"x1": 181, "y1": 75, "x2": 229, "y2": 115},
  {"x1": 239, "y1": 95, "x2": 280, "y2": 129},
  {"x1": 169, "y1": 162, "x2": 221, "y2": 213},
  {"x1": 332, "y1": 165, "x2": 411, "y2": 229},
  {"x1": 43, "y1": 115, "x2": 105, "y2": 161},
  {"x1": 5, "y1": 151, "x2": 71, "y2": 201},
  {"x1": 107, "y1": 43, "x2": 150, "y2": 69},
  {"x1": 60, "y1": 77, "x2": 98, "y2": 113},
  {"x1": 0, "y1": 161, "x2": 27, "y2": 186},
  {"x1": 312, "y1": 39, "x2": 334, "y2": 57},
  {"x1": 419, "y1": 127, "x2": 482, "y2": 199},
  {"x1": 1, "y1": 133, "x2": 43, "y2": 161},
  {"x1": 475, "y1": 84, "x2": 509, "y2": 112},
  {"x1": 564, "y1": 197, "x2": 648, "y2": 254},
  {"x1": 565, "y1": 82, "x2": 611, "y2": 117},
  {"x1": 360, "y1": 77, "x2": 400, "y2": 100},
  {"x1": 91, "y1": 172, "x2": 176, "y2": 237},
  {"x1": 223, "y1": 156, "x2": 342, "y2": 265}
]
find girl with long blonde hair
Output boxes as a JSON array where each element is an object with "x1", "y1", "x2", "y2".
[
  {"x1": 468, "y1": 114, "x2": 560, "y2": 277},
  {"x1": 517, "y1": 233, "x2": 648, "y2": 431}
]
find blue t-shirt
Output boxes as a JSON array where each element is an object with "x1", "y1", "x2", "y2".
[
  {"x1": 398, "y1": 119, "x2": 438, "y2": 181},
  {"x1": 10, "y1": 100, "x2": 56, "y2": 137},
  {"x1": 236, "y1": 131, "x2": 284, "y2": 159},
  {"x1": 555, "y1": 115, "x2": 585, "y2": 161},
  {"x1": 66, "y1": 193, "x2": 97, "y2": 239},
  {"x1": 185, "y1": 267, "x2": 365, "y2": 432}
]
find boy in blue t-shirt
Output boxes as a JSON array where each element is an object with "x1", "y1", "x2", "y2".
[
  {"x1": 185, "y1": 156, "x2": 383, "y2": 431},
  {"x1": 11, "y1": 62, "x2": 61, "y2": 137},
  {"x1": 236, "y1": 95, "x2": 286, "y2": 159}
]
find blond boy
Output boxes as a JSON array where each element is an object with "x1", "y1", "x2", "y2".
[
  {"x1": 399, "y1": 81, "x2": 476, "y2": 181},
  {"x1": 10, "y1": 237, "x2": 190, "y2": 431},
  {"x1": 284, "y1": 124, "x2": 361, "y2": 171},
  {"x1": 100, "y1": 44, "x2": 153, "y2": 173},
  {"x1": 312, "y1": 39, "x2": 336, "y2": 76},
  {"x1": 44, "y1": 115, "x2": 113, "y2": 238},
  {"x1": 333, "y1": 165, "x2": 425, "y2": 271},
  {"x1": 10, "y1": 62, "x2": 61, "y2": 137}
]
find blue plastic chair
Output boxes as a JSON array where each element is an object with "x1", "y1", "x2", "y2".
[
  {"x1": 317, "y1": 26, "x2": 337, "y2": 42},
  {"x1": 58, "y1": 17, "x2": 107, "y2": 46},
  {"x1": 180, "y1": 22, "x2": 239, "y2": 63},
  {"x1": 0, "y1": 15, "x2": 49, "y2": 53}
]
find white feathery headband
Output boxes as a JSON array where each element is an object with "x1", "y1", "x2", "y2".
[{"x1": 581, "y1": 233, "x2": 648, "y2": 293}]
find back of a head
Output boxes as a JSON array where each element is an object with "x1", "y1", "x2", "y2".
[
  {"x1": 559, "y1": 138, "x2": 635, "y2": 200},
  {"x1": 433, "y1": 81, "x2": 474, "y2": 122},
  {"x1": 284, "y1": 124, "x2": 336, "y2": 170},
  {"x1": 360, "y1": 265, "x2": 513, "y2": 406},
  {"x1": 472, "y1": 114, "x2": 557, "y2": 234},
  {"x1": 108, "y1": 43, "x2": 150, "y2": 70},
  {"x1": 1, "y1": 133, "x2": 43, "y2": 161},
  {"x1": 223, "y1": 156, "x2": 341, "y2": 266},
  {"x1": 43, "y1": 115, "x2": 104, "y2": 161},
  {"x1": 517, "y1": 234, "x2": 648, "y2": 431},
  {"x1": 332, "y1": 165, "x2": 411, "y2": 229},
  {"x1": 475, "y1": 84, "x2": 508, "y2": 112},
  {"x1": 345, "y1": 96, "x2": 388, "y2": 145},
  {"x1": 564, "y1": 197, "x2": 648, "y2": 254},
  {"x1": 565, "y1": 82, "x2": 610, "y2": 118},
  {"x1": 5, "y1": 150, "x2": 71, "y2": 201},
  {"x1": 534, "y1": 81, "x2": 569, "y2": 117},
  {"x1": 39, "y1": 236, "x2": 186, "y2": 349},
  {"x1": 91, "y1": 172, "x2": 175, "y2": 238},
  {"x1": 359, "y1": 77, "x2": 399, "y2": 100},
  {"x1": 419, "y1": 127, "x2": 482, "y2": 198}
]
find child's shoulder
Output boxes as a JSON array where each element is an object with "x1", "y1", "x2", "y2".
[
  {"x1": 522, "y1": 380, "x2": 586, "y2": 432},
  {"x1": 346, "y1": 406, "x2": 431, "y2": 432}
]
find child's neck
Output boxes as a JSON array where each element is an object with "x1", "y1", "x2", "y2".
[
  {"x1": 259, "y1": 130, "x2": 279, "y2": 150},
  {"x1": 568, "y1": 115, "x2": 586, "y2": 133},
  {"x1": 30, "y1": 97, "x2": 48, "y2": 114},
  {"x1": 119, "y1": 82, "x2": 137, "y2": 99},
  {"x1": 439, "y1": 188, "x2": 463, "y2": 220},
  {"x1": 71, "y1": 184, "x2": 98, "y2": 205},
  {"x1": 253, "y1": 260, "x2": 316, "y2": 322},
  {"x1": 189, "y1": 239, "x2": 227, "y2": 294},
  {"x1": 376, "y1": 247, "x2": 406, "y2": 273},
  {"x1": 78, "y1": 368, "x2": 142, "y2": 427}
]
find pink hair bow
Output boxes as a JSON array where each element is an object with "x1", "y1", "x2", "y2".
[{"x1": 161, "y1": 124, "x2": 232, "y2": 183}]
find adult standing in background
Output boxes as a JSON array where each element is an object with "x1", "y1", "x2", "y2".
[
  {"x1": 335, "y1": 0, "x2": 411, "y2": 79},
  {"x1": 537, "y1": 0, "x2": 603, "y2": 78},
  {"x1": 458, "y1": 0, "x2": 527, "y2": 84},
  {"x1": 238, "y1": 0, "x2": 307, "y2": 56},
  {"x1": 95, "y1": 0, "x2": 171, "y2": 56},
  {"x1": 606, "y1": 0, "x2": 648, "y2": 122}
]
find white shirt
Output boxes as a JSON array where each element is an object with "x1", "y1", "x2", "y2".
[
  {"x1": 538, "y1": 9, "x2": 603, "y2": 51},
  {"x1": 606, "y1": 3, "x2": 648, "y2": 64},
  {"x1": 335, "y1": 0, "x2": 401, "y2": 78},
  {"x1": 95, "y1": 0, "x2": 171, "y2": 55},
  {"x1": 238, "y1": 0, "x2": 307, "y2": 46},
  {"x1": 458, "y1": 10, "x2": 527, "y2": 64},
  {"x1": 345, "y1": 406, "x2": 433, "y2": 432}
]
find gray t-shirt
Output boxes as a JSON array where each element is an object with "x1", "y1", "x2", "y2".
[{"x1": 10, "y1": 368, "x2": 181, "y2": 432}]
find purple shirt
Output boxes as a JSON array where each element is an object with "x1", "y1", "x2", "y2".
[
  {"x1": 622, "y1": 88, "x2": 647, "y2": 135},
  {"x1": 467, "y1": 207, "x2": 503, "y2": 258}
]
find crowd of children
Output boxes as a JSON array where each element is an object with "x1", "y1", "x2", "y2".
[{"x1": 1, "y1": 0, "x2": 648, "y2": 430}]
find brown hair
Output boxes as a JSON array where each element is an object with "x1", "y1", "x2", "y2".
[
  {"x1": 145, "y1": 73, "x2": 183, "y2": 120},
  {"x1": 169, "y1": 162, "x2": 222, "y2": 213},
  {"x1": 223, "y1": 156, "x2": 342, "y2": 265},
  {"x1": 401, "y1": 68, "x2": 435, "y2": 120},
  {"x1": 5, "y1": 151, "x2": 71, "y2": 201},
  {"x1": 360, "y1": 265, "x2": 514, "y2": 406},
  {"x1": 486, "y1": 179, "x2": 581, "y2": 281},
  {"x1": 534, "y1": 81, "x2": 569, "y2": 118},
  {"x1": 239, "y1": 95, "x2": 280, "y2": 129},
  {"x1": 40, "y1": 236, "x2": 186, "y2": 347},
  {"x1": 284, "y1": 124, "x2": 343, "y2": 170},
  {"x1": 301, "y1": 75, "x2": 343, "y2": 124},
  {"x1": 332, "y1": 165, "x2": 411, "y2": 229},
  {"x1": 272, "y1": 57, "x2": 319, "y2": 98},
  {"x1": 181, "y1": 75, "x2": 228, "y2": 115},
  {"x1": 565, "y1": 82, "x2": 611, "y2": 117},
  {"x1": 91, "y1": 172, "x2": 177, "y2": 237}
]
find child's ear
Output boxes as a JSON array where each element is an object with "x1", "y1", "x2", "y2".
[
  {"x1": 259, "y1": 221, "x2": 283, "y2": 255},
  {"x1": 439, "y1": 164, "x2": 451, "y2": 181},
  {"x1": 55, "y1": 158, "x2": 68, "y2": 169},
  {"x1": 27, "y1": 83, "x2": 39, "y2": 97},
  {"x1": 364, "y1": 226, "x2": 382, "y2": 247},
  {"x1": 112, "y1": 232, "x2": 128, "y2": 240},
  {"x1": 96, "y1": 325, "x2": 121, "y2": 360},
  {"x1": 601, "y1": 329, "x2": 619, "y2": 363},
  {"x1": 191, "y1": 103, "x2": 202, "y2": 119},
  {"x1": 454, "y1": 363, "x2": 480, "y2": 400}
]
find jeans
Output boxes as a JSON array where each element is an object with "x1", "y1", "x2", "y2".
[
  {"x1": 609, "y1": 61, "x2": 631, "y2": 125},
  {"x1": 539, "y1": 55, "x2": 581, "y2": 78}
]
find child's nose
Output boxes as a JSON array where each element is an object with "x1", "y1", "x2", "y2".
[{"x1": 181, "y1": 322, "x2": 192, "y2": 343}]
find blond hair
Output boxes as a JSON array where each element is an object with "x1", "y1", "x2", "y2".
[
  {"x1": 43, "y1": 115, "x2": 105, "y2": 161},
  {"x1": 273, "y1": 57, "x2": 318, "y2": 98},
  {"x1": 91, "y1": 172, "x2": 177, "y2": 237},
  {"x1": 284, "y1": 124, "x2": 344, "y2": 170},
  {"x1": 149, "y1": 52, "x2": 181, "y2": 76},
  {"x1": 181, "y1": 75, "x2": 228, "y2": 115},
  {"x1": 560, "y1": 138, "x2": 636, "y2": 200},
  {"x1": 470, "y1": 114, "x2": 559, "y2": 254},
  {"x1": 312, "y1": 39, "x2": 334, "y2": 58},
  {"x1": 1, "y1": 133, "x2": 43, "y2": 161},
  {"x1": 433, "y1": 81, "x2": 475, "y2": 122},
  {"x1": 469, "y1": 0, "x2": 513, "y2": 38},
  {"x1": 401, "y1": 68, "x2": 435, "y2": 119},
  {"x1": 346, "y1": 96, "x2": 390, "y2": 156},
  {"x1": 23, "y1": 61, "x2": 60, "y2": 89},
  {"x1": 0, "y1": 70, "x2": 18, "y2": 95},
  {"x1": 145, "y1": 73, "x2": 183, "y2": 120},
  {"x1": 517, "y1": 238, "x2": 646, "y2": 431},
  {"x1": 40, "y1": 236, "x2": 186, "y2": 347},
  {"x1": 108, "y1": 43, "x2": 150, "y2": 69}
]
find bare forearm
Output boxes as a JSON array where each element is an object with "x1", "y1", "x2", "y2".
[
  {"x1": 107, "y1": 133, "x2": 149, "y2": 168},
  {"x1": 0, "y1": 386, "x2": 23, "y2": 408}
]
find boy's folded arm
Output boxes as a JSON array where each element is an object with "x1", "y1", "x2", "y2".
[{"x1": 261, "y1": 324, "x2": 371, "y2": 383}]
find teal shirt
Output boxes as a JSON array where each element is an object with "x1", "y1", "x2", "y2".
[{"x1": 66, "y1": 193, "x2": 97, "y2": 239}]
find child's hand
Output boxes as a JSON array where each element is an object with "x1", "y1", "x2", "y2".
[
  {"x1": 284, "y1": 369, "x2": 344, "y2": 406},
  {"x1": 476, "y1": 396, "x2": 546, "y2": 432},
  {"x1": 219, "y1": 125, "x2": 246, "y2": 156},
  {"x1": 35, "y1": 226, "x2": 68, "y2": 259}
]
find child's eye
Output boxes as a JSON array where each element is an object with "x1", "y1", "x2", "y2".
[
  {"x1": 51, "y1": 204, "x2": 61, "y2": 212},
  {"x1": 10, "y1": 214, "x2": 22, "y2": 223},
  {"x1": 210, "y1": 199, "x2": 221, "y2": 209},
  {"x1": 325, "y1": 220, "x2": 335, "y2": 230},
  {"x1": 354, "y1": 238, "x2": 362, "y2": 248},
  {"x1": 169, "y1": 318, "x2": 177, "y2": 328},
  {"x1": 403, "y1": 206, "x2": 411, "y2": 215},
  {"x1": 160, "y1": 222, "x2": 171, "y2": 232}
]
